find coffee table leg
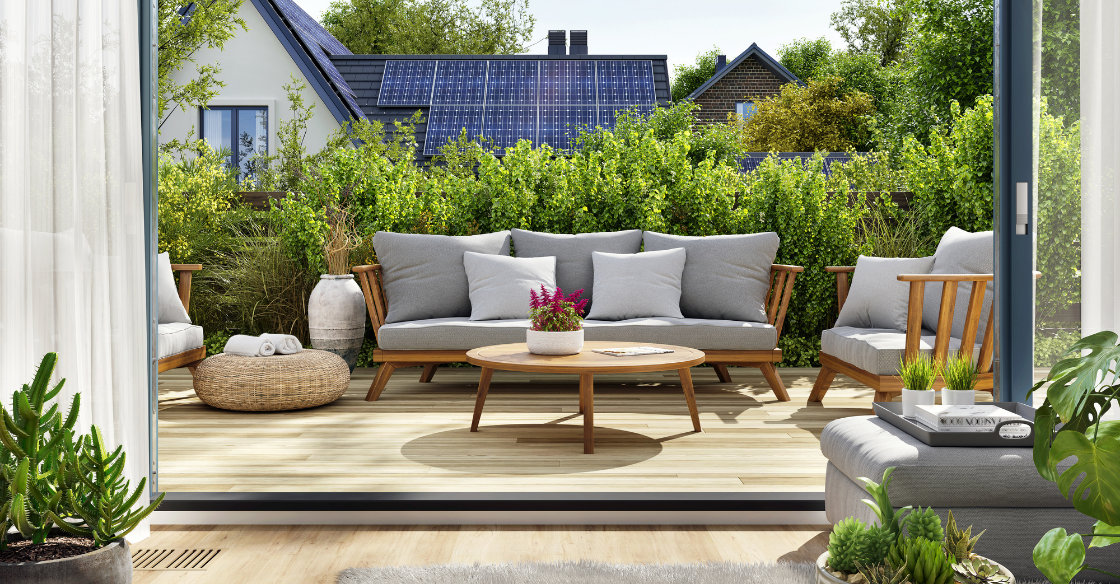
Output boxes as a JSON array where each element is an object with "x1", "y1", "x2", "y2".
[
  {"x1": 580, "y1": 373, "x2": 594, "y2": 454},
  {"x1": 678, "y1": 368, "x2": 702, "y2": 432},
  {"x1": 470, "y1": 367, "x2": 494, "y2": 432}
]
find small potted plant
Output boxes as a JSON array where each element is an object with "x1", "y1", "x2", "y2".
[
  {"x1": 941, "y1": 351, "x2": 978, "y2": 406},
  {"x1": 526, "y1": 285, "x2": 588, "y2": 355},
  {"x1": 899, "y1": 353, "x2": 937, "y2": 417}
]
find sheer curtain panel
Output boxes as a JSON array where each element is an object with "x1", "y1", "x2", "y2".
[{"x1": 0, "y1": 0, "x2": 150, "y2": 538}]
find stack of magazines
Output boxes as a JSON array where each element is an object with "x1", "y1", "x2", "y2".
[{"x1": 915, "y1": 405, "x2": 1026, "y2": 433}]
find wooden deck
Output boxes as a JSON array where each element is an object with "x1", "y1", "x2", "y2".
[{"x1": 156, "y1": 365, "x2": 961, "y2": 493}]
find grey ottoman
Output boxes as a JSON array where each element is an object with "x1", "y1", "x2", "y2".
[{"x1": 821, "y1": 415, "x2": 1118, "y2": 583}]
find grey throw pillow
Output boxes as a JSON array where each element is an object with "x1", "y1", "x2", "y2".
[
  {"x1": 585, "y1": 248, "x2": 686, "y2": 320},
  {"x1": 463, "y1": 252, "x2": 557, "y2": 321},
  {"x1": 642, "y1": 231, "x2": 779, "y2": 323},
  {"x1": 511, "y1": 229, "x2": 643, "y2": 313},
  {"x1": 374, "y1": 231, "x2": 511, "y2": 323},
  {"x1": 834, "y1": 255, "x2": 935, "y2": 331},
  {"x1": 921, "y1": 227, "x2": 994, "y2": 339},
  {"x1": 157, "y1": 252, "x2": 191, "y2": 324}
]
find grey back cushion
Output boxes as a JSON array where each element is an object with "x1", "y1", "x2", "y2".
[
  {"x1": 921, "y1": 227, "x2": 994, "y2": 339},
  {"x1": 834, "y1": 255, "x2": 935, "y2": 331},
  {"x1": 157, "y1": 252, "x2": 191, "y2": 324},
  {"x1": 643, "y1": 231, "x2": 780, "y2": 323},
  {"x1": 463, "y1": 252, "x2": 556, "y2": 321},
  {"x1": 511, "y1": 229, "x2": 642, "y2": 314},
  {"x1": 373, "y1": 231, "x2": 511, "y2": 323},
  {"x1": 585, "y1": 249, "x2": 686, "y2": 320}
]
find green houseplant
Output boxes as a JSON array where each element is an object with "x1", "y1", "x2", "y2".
[
  {"x1": 1028, "y1": 331, "x2": 1120, "y2": 584},
  {"x1": 525, "y1": 286, "x2": 588, "y2": 356},
  {"x1": 900, "y1": 354, "x2": 938, "y2": 417},
  {"x1": 941, "y1": 352, "x2": 979, "y2": 406}
]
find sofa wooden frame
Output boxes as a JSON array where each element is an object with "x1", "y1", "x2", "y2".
[
  {"x1": 353, "y1": 263, "x2": 804, "y2": 402},
  {"x1": 157, "y1": 264, "x2": 206, "y2": 376},
  {"x1": 808, "y1": 267, "x2": 995, "y2": 403}
]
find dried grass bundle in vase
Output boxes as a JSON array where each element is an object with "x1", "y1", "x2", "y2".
[{"x1": 324, "y1": 206, "x2": 359, "y2": 276}]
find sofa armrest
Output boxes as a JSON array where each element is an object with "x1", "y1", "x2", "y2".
[
  {"x1": 353, "y1": 264, "x2": 387, "y2": 341},
  {"x1": 896, "y1": 273, "x2": 994, "y2": 372},
  {"x1": 768, "y1": 264, "x2": 804, "y2": 343},
  {"x1": 825, "y1": 266, "x2": 856, "y2": 311},
  {"x1": 170, "y1": 264, "x2": 202, "y2": 314}
]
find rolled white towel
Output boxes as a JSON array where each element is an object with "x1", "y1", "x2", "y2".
[
  {"x1": 259, "y1": 333, "x2": 303, "y2": 355},
  {"x1": 224, "y1": 334, "x2": 276, "y2": 357}
]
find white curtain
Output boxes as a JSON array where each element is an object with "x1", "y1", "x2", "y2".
[{"x1": 0, "y1": 0, "x2": 149, "y2": 539}]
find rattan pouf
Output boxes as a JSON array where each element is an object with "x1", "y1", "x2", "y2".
[{"x1": 192, "y1": 349, "x2": 350, "y2": 411}]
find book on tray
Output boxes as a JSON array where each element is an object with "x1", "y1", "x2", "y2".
[
  {"x1": 915, "y1": 405, "x2": 1026, "y2": 433},
  {"x1": 591, "y1": 347, "x2": 675, "y2": 357}
]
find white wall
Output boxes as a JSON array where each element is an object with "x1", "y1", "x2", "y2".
[{"x1": 159, "y1": 1, "x2": 342, "y2": 156}]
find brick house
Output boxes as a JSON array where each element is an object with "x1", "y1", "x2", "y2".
[{"x1": 685, "y1": 43, "x2": 801, "y2": 125}]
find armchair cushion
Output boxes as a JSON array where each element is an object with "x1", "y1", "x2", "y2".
[
  {"x1": 585, "y1": 249, "x2": 686, "y2": 320},
  {"x1": 834, "y1": 255, "x2": 934, "y2": 331},
  {"x1": 642, "y1": 231, "x2": 779, "y2": 323},
  {"x1": 463, "y1": 252, "x2": 556, "y2": 321},
  {"x1": 157, "y1": 252, "x2": 191, "y2": 324},
  {"x1": 821, "y1": 326, "x2": 978, "y2": 375},
  {"x1": 373, "y1": 231, "x2": 511, "y2": 323},
  {"x1": 922, "y1": 227, "x2": 993, "y2": 339},
  {"x1": 157, "y1": 322, "x2": 204, "y2": 359},
  {"x1": 511, "y1": 229, "x2": 642, "y2": 314}
]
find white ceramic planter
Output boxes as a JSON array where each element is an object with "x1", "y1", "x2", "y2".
[
  {"x1": 308, "y1": 274, "x2": 367, "y2": 371},
  {"x1": 526, "y1": 329, "x2": 584, "y2": 355},
  {"x1": 815, "y1": 552, "x2": 1015, "y2": 584},
  {"x1": 942, "y1": 388, "x2": 976, "y2": 405},
  {"x1": 902, "y1": 387, "x2": 936, "y2": 417}
]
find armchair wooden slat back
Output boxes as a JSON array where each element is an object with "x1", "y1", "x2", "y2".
[
  {"x1": 767, "y1": 265, "x2": 803, "y2": 341},
  {"x1": 353, "y1": 264, "x2": 387, "y2": 341},
  {"x1": 897, "y1": 274, "x2": 994, "y2": 373}
]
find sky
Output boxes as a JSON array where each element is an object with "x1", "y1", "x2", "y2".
[{"x1": 292, "y1": 0, "x2": 847, "y2": 73}]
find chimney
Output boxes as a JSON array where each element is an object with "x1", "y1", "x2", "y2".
[
  {"x1": 569, "y1": 30, "x2": 588, "y2": 55},
  {"x1": 714, "y1": 55, "x2": 727, "y2": 75},
  {"x1": 548, "y1": 30, "x2": 566, "y2": 56}
]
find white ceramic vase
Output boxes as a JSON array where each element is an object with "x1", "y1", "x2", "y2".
[
  {"x1": 308, "y1": 274, "x2": 367, "y2": 372},
  {"x1": 901, "y1": 387, "x2": 936, "y2": 417},
  {"x1": 942, "y1": 388, "x2": 976, "y2": 406},
  {"x1": 526, "y1": 329, "x2": 584, "y2": 355}
]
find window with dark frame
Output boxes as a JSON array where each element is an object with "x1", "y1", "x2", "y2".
[
  {"x1": 735, "y1": 101, "x2": 757, "y2": 120},
  {"x1": 200, "y1": 106, "x2": 268, "y2": 182}
]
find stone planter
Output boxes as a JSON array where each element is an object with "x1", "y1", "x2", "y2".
[
  {"x1": 526, "y1": 329, "x2": 584, "y2": 355},
  {"x1": 308, "y1": 274, "x2": 367, "y2": 372},
  {"x1": 942, "y1": 388, "x2": 976, "y2": 406},
  {"x1": 815, "y1": 551, "x2": 1015, "y2": 584},
  {"x1": 901, "y1": 387, "x2": 936, "y2": 417},
  {"x1": 0, "y1": 536, "x2": 131, "y2": 584}
]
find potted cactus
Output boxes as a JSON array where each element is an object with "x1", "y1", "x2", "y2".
[{"x1": 0, "y1": 353, "x2": 164, "y2": 583}]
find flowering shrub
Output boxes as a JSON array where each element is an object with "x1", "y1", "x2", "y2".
[{"x1": 528, "y1": 286, "x2": 588, "y2": 332}]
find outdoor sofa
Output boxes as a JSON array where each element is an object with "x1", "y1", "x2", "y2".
[{"x1": 353, "y1": 229, "x2": 802, "y2": 402}]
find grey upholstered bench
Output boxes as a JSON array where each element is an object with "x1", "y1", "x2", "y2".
[{"x1": 821, "y1": 415, "x2": 1119, "y2": 582}]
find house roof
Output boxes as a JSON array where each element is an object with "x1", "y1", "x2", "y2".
[
  {"x1": 684, "y1": 43, "x2": 802, "y2": 101},
  {"x1": 249, "y1": 0, "x2": 366, "y2": 123}
]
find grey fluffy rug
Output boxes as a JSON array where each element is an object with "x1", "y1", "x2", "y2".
[{"x1": 337, "y1": 561, "x2": 814, "y2": 583}]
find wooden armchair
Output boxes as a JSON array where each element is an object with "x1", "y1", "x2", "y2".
[
  {"x1": 157, "y1": 264, "x2": 206, "y2": 375},
  {"x1": 353, "y1": 263, "x2": 804, "y2": 402},
  {"x1": 808, "y1": 267, "x2": 995, "y2": 403}
]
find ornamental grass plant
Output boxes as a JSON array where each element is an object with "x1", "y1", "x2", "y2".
[
  {"x1": 941, "y1": 352, "x2": 979, "y2": 392},
  {"x1": 899, "y1": 353, "x2": 937, "y2": 391}
]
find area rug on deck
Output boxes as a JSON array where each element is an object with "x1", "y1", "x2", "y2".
[{"x1": 338, "y1": 561, "x2": 814, "y2": 583}]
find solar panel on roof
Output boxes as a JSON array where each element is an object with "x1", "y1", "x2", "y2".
[
  {"x1": 598, "y1": 104, "x2": 657, "y2": 128},
  {"x1": 423, "y1": 105, "x2": 484, "y2": 156},
  {"x1": 432, "y1": 61, "x2": 488, "y2": 105},
  {"x1": 482, "y1": 105, "x2": 536, "y2": 154},
  {"x1": 485, "y1": 61, "x2": 538, "y2": 105},
  {"x1": 597, "y1": 61, "x2": 656, "y2": 105},
  {"x1": 378, "y1": 60, "x2": 437, "y2": 106},
  {"x1": 538, "y1": 106, "x2": 596, "y2": 151},
  {"x1": 539, "y1": 61, "x2": 595, "y2": 105}
]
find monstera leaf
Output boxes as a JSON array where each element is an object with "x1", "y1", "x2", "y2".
[
  {"x1": 1048, "y1": 421, "x2": 1120, "y2": 526},
  {"x1": 1090, "y1": 521, "x2": 1120, "y2": 549},
  {"x1": 1029, "y1": 332, "x2": 1120, "y2": 423},
  {"x1": 1033, "y1": 528, "x2": 1086, "y2": 584}
]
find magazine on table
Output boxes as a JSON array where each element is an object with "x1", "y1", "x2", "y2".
[{"x1": 592, "y1": 347, "x2": 675, "y2": 357}]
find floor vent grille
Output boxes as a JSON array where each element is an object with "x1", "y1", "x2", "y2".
[{"x1": 133, "y1": 548, "x2": 221, "y2": 570}]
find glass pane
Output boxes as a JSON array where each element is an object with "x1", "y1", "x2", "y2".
[
  {"x1": 237, "y1": 108, "x2": 268, "y2": 181},
  {"x1": 201, "y1": 108, "x2": 233, "y2": 169}
]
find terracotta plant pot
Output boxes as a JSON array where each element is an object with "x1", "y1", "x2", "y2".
[
  {"x1": 0, "y1": 536, "x2": 132, "y2": 584},
  {"x1": 815, "y1": 551, "x2": 1016, "y2": 584},
  {"x1": 526, "y1": 329, "x2": 584, "y2": 355}
]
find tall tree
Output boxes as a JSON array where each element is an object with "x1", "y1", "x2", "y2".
[
  {"x1": 322, "y1": 0, "x2": 536, "y2": 55},
  {"x1": 777, "y1": 37, "x2": 833, "y2": 82},
  {"x1": 830, "y1": 0, "x2": 913, "y2": 66},
  {"x1": 670, "y1": 47, "x2": 722, "y2": 102},
  {"x1": 158, "y1": 0, "x2": 248, "y2": 130}
]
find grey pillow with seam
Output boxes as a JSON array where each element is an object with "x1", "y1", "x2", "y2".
[
  {"x1": 511, "y1": 229, "x2": 642, "y2": 313},
  {"x1": 157, "y1": 252, "x2": 191, "y2": 324},
  {"x1": 642, "y1": 231, "x2": 779, "y2": 323},
  {"x1": 463, "y1": 252, "x2": 556, "y2": 321},
  {"x1": 585, "y1": 248, "x2": 686, "y2": 320},
  {"x1": 921, "y1": 227, "x2": 994, "y2": 339},
  {"x1": 374, "y1": 231, "x2": 511, "y2": 323},
  {"x1": 834, "y1": 255, "x2": 935, "y2": 331}
]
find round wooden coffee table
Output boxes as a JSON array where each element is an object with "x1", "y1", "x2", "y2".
[{"x1": 465, "y1": 341, "x2": 706, "y2": 454}]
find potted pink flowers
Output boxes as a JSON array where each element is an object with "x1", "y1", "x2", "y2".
[{"x1": 526, "y1": 286, "x2": 588, "y2": 355}]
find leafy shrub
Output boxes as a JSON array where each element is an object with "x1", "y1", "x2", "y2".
[
  {"x1": 157, "y1": 144, "x2": 241, "y2": 263},
  {"x1": 1036, "y1": 103, "x2": 1081, "y2": 327},
  {"x1": 736, "y1": 76, "x2": 876, "y2": 152}
]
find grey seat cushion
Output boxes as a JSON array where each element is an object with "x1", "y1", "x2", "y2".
[
  {"x1": 377, "y1": 317, "x2": 777, "y2": 351},
  {"x1": 820, "y1": 415, "x2": 1071, "y2": 508},
  {"x1": 642, "y1": 231, "x2": 779, "y2": 323},
  {"x1": 373, "y1": 231, "x2": 511, "y2": 323},
  {"x1": 821, "y1": 326, "x2": 979, "y2": 375},
  {"x1": 834, "y1": 255, "x2": 935, "y2": 331},
  {"x1": 922, "y1": 227, "x2": 994, "y2": 340},
  {"x1": 511, "y1": 229, "x2": 642, "y2": 314},
  {"x1": 158, "y1": 322, "x2": 204, "y2": 359}
]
